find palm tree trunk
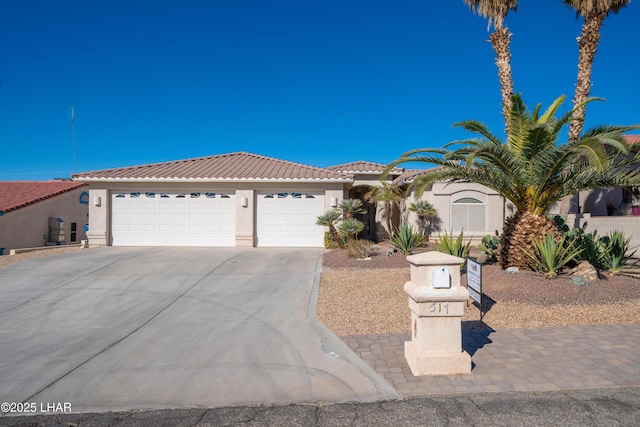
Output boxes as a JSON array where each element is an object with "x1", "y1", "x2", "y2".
[
  {"x1": 329, "y1": 224, "x2": 345, "y2": 249},
  {"x1": 384, "y1": 201, "x2": 393, "y2": 235},
  {"x1": 490, "y1": 26, "x2": 514, "y2": 133},
  {"x1": 499, "y1": 212, "x2": 558, "y2": 269},
  {"x1": 568, "y1": 12, "x2": 606, "y2": 143}
]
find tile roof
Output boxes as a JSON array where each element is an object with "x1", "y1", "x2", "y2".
[
  {"x1": 624, "y1": 134, "x2": 640, "y2": 145},
  {"x1": 393, "y1": 168, "x2": 439, "y2": 185},
  {"x1": 0, "y1": 181, "x2": 87, "y2": 213},
  {"x1": 326, "y1": 161, "x2": 404, "y2": 174},
  {"x1": 73, "y1": 152, "x2": 353, "y2": 182}
]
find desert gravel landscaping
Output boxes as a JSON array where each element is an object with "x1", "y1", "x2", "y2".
[
  {"x1": 0, "y1": 246, "x2": 85, "y2": 269},
  {"x1": 318, "y1": 246, "x2": 640, "y2": 335}
]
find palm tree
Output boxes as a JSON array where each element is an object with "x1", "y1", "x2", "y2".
[
  {"x1": 408, "y1": 199, "x2": 438, "y2": 241},
  {"x1": 365, "y1": 182, "x2": 405, "y2": 236},
  {"x1": 387, "y1": 93, "x2": 640, "y2": 269},
  {"x1": 338, "y1": 218, "x2": 365, "y2": 241},
  {"x1": 463, "y1": 0, "x2": 519, "y2": 131},
  {"x1": 338, "y1": 198, "x2": 367, "y2": 219},
  {"x1": 564, "y1": 0, "x2": 631, "y2": 143},
  {"x1": 316, "y1": 210, "x2": 345, "y2": 249}
]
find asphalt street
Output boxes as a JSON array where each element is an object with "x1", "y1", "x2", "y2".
[{"x1": 1, "y1": 387, "x2": 639, "y2": 426}]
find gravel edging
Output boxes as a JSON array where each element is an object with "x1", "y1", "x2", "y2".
[{"x1": 0, "y1": 246, "x2": 85, "y2": 269}]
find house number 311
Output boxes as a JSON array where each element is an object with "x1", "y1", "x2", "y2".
[{"x1": 430, "y1": 303, "x2": 449, "y2": 314}]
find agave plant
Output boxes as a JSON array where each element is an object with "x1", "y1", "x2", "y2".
[
  {"x1": 387, "y1": 224, "x2": 426, "y2": 255},
  {"x1": 601, "y1": 230, "x2": 638, "y2": 275},
  {"x1": 435, "y1": 230, "x2": 472, "y2": 260},
  {"x1": 523, "y1": 234, "x2": 583, "y2": 277}
]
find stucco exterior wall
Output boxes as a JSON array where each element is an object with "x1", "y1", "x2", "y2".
[
  {"x1": 406, "y1": 182, "x2": 506, "y2": 242},
  {"x1": 0, "y1": 187, "x2": 89, "y2": 252}
]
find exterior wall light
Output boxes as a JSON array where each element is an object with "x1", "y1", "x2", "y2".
[
  {"x1": 330, "y1": 197, "x2": 338, "y2": 208},
  {"x1": 94, "y1": 196, "x2": 102, "y2": 207},
  {"x1": 241, "y1": 197, "x2": 248, "y2": 207}
]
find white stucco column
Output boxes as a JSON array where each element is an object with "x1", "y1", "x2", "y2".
[
  {"x1": 87, "y1": 188, "x2": 109, "y2": 247},
  {"x1": 235, "y1": 189, "x2": 255, "y2": 247},
  {"x1": 404, "y1": 251, "x2": 471, "y2": 376}
]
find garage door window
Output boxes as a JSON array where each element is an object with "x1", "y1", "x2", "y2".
[{"x1": 451, "y1": 197, "x2": 485, "y2": 233}]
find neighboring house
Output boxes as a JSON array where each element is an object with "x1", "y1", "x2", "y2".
[
  {"x1": 557, "y1": 134, "x2": 640, "y2": 217},
  {"x1": 73, "y1": 153, "x2": 508, "y2": 248},
  {"x1": 0, "y1": 181, "x2": 89, "y2": 253}
]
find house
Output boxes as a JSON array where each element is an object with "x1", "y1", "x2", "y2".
[
  {"x1": 72, "y1": 152, "x2": 508, "y2": 248},
  {"x1": 73, "y1": 153, "x2": 350, "y2": 248},
  {"x1": 0, "y1": 181, "x2": 89, "y2": 253}
]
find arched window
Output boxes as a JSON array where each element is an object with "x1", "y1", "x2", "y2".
[{"x1": 451, "y1": 197, "x2": 485, "y2": 232}]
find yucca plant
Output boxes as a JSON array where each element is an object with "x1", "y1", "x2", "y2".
[
  {"x1": 523, "y1": 234, "x2": 583, "y2": 277},
  {"x1": 435, "y1": 230, "x2": 472, "y2": 260},
  {"x1": 601, "y1": 230, "x2": 637, "y2": 275},
  {"x1": 387, "y1": 224, "x2": 426, "y2": 255}
]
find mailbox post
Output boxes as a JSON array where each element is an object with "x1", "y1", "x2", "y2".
[{"x1": 404, "y1": 251, "x2": 471, "y2": 376}]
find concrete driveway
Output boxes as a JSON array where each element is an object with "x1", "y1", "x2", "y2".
[{"x1": 0, "y1": 247, "x2": 398, "y2": 414}]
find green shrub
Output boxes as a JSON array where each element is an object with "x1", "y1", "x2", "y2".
[
  {"x1": 324, "y1": 231, "x2": 347, "y2": 249},
  {"x1": 523, "y1": 234, "x2": 583, "y2": 277},
  {"x1": 388, "y1": 224, "x2": 426, "y2": 255},
  {"x1": 435, "y1": 230, "x2": 471, "y2": 260},
  {"x1": 346, "y1": 239, "x2": 376, "y2": 259},
  {"x1": 478, "y1": 231, "x2": 500, "y2": 262},
  {"x1": 572, "y1": 229, "x2": 608, "y2": 270},
  {"x1": 600, "y1": 230, "x2": 638, "y2": 275}
]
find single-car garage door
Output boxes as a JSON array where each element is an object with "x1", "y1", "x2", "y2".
[
  {"x1": 256, "y1": 191, "x2": 325, "y2": 247},
  {"x1": 111, "y1": 191, "x2": 235, "y2": 246}
]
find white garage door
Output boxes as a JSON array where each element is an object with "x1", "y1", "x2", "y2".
[
  {"x1": 257, "y1": 191, "x2": 325, "y2": 247},
  {"x1": 111, "y1": 191, "x2": 235, "y2": 246}
]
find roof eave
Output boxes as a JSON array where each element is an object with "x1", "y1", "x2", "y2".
[{"x1": 73, "y1": 177, "x2": 354, "y2": 183}]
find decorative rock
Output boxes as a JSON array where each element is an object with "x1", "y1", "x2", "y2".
[
  {"x1": 504, "y1": 267, "x2": 520, "y2": 275},
  {"x1": 572, "y1": 276, "x2": 589, "y2": 286},
  {"x1": 571, "y1": 261, "x2": 598, "y2": 282}
]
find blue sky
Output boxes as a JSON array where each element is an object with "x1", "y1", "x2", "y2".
[{"x1": 1, "y1": 0, "x2": 639, "y2": 180}]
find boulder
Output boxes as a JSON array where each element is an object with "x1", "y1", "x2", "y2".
[
  {"x1": 571, "y1": 261, "x2": 599, "y2": 283},
  {"x1": 504, "y1": 267, "x2": 519, "y2": 275}
]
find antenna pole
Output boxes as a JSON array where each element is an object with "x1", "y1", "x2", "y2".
[{"x1": 71, "y1": 107, "x2": 77, "y2": 174}]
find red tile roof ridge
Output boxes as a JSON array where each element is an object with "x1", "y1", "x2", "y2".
[
  {"x1": 73, "y1": 152, "x2": 352, "y2": 181},
  {"x1": 327, "y1": 160, "x2": 404, "y2": 173}
]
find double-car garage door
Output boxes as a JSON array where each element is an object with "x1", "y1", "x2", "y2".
[
  {"x1": 111, "y1": 190, "x2": 325, "y2": 247},
  {"x1": 111, "y1": 191, "x2": 236, "y2": 246}
]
